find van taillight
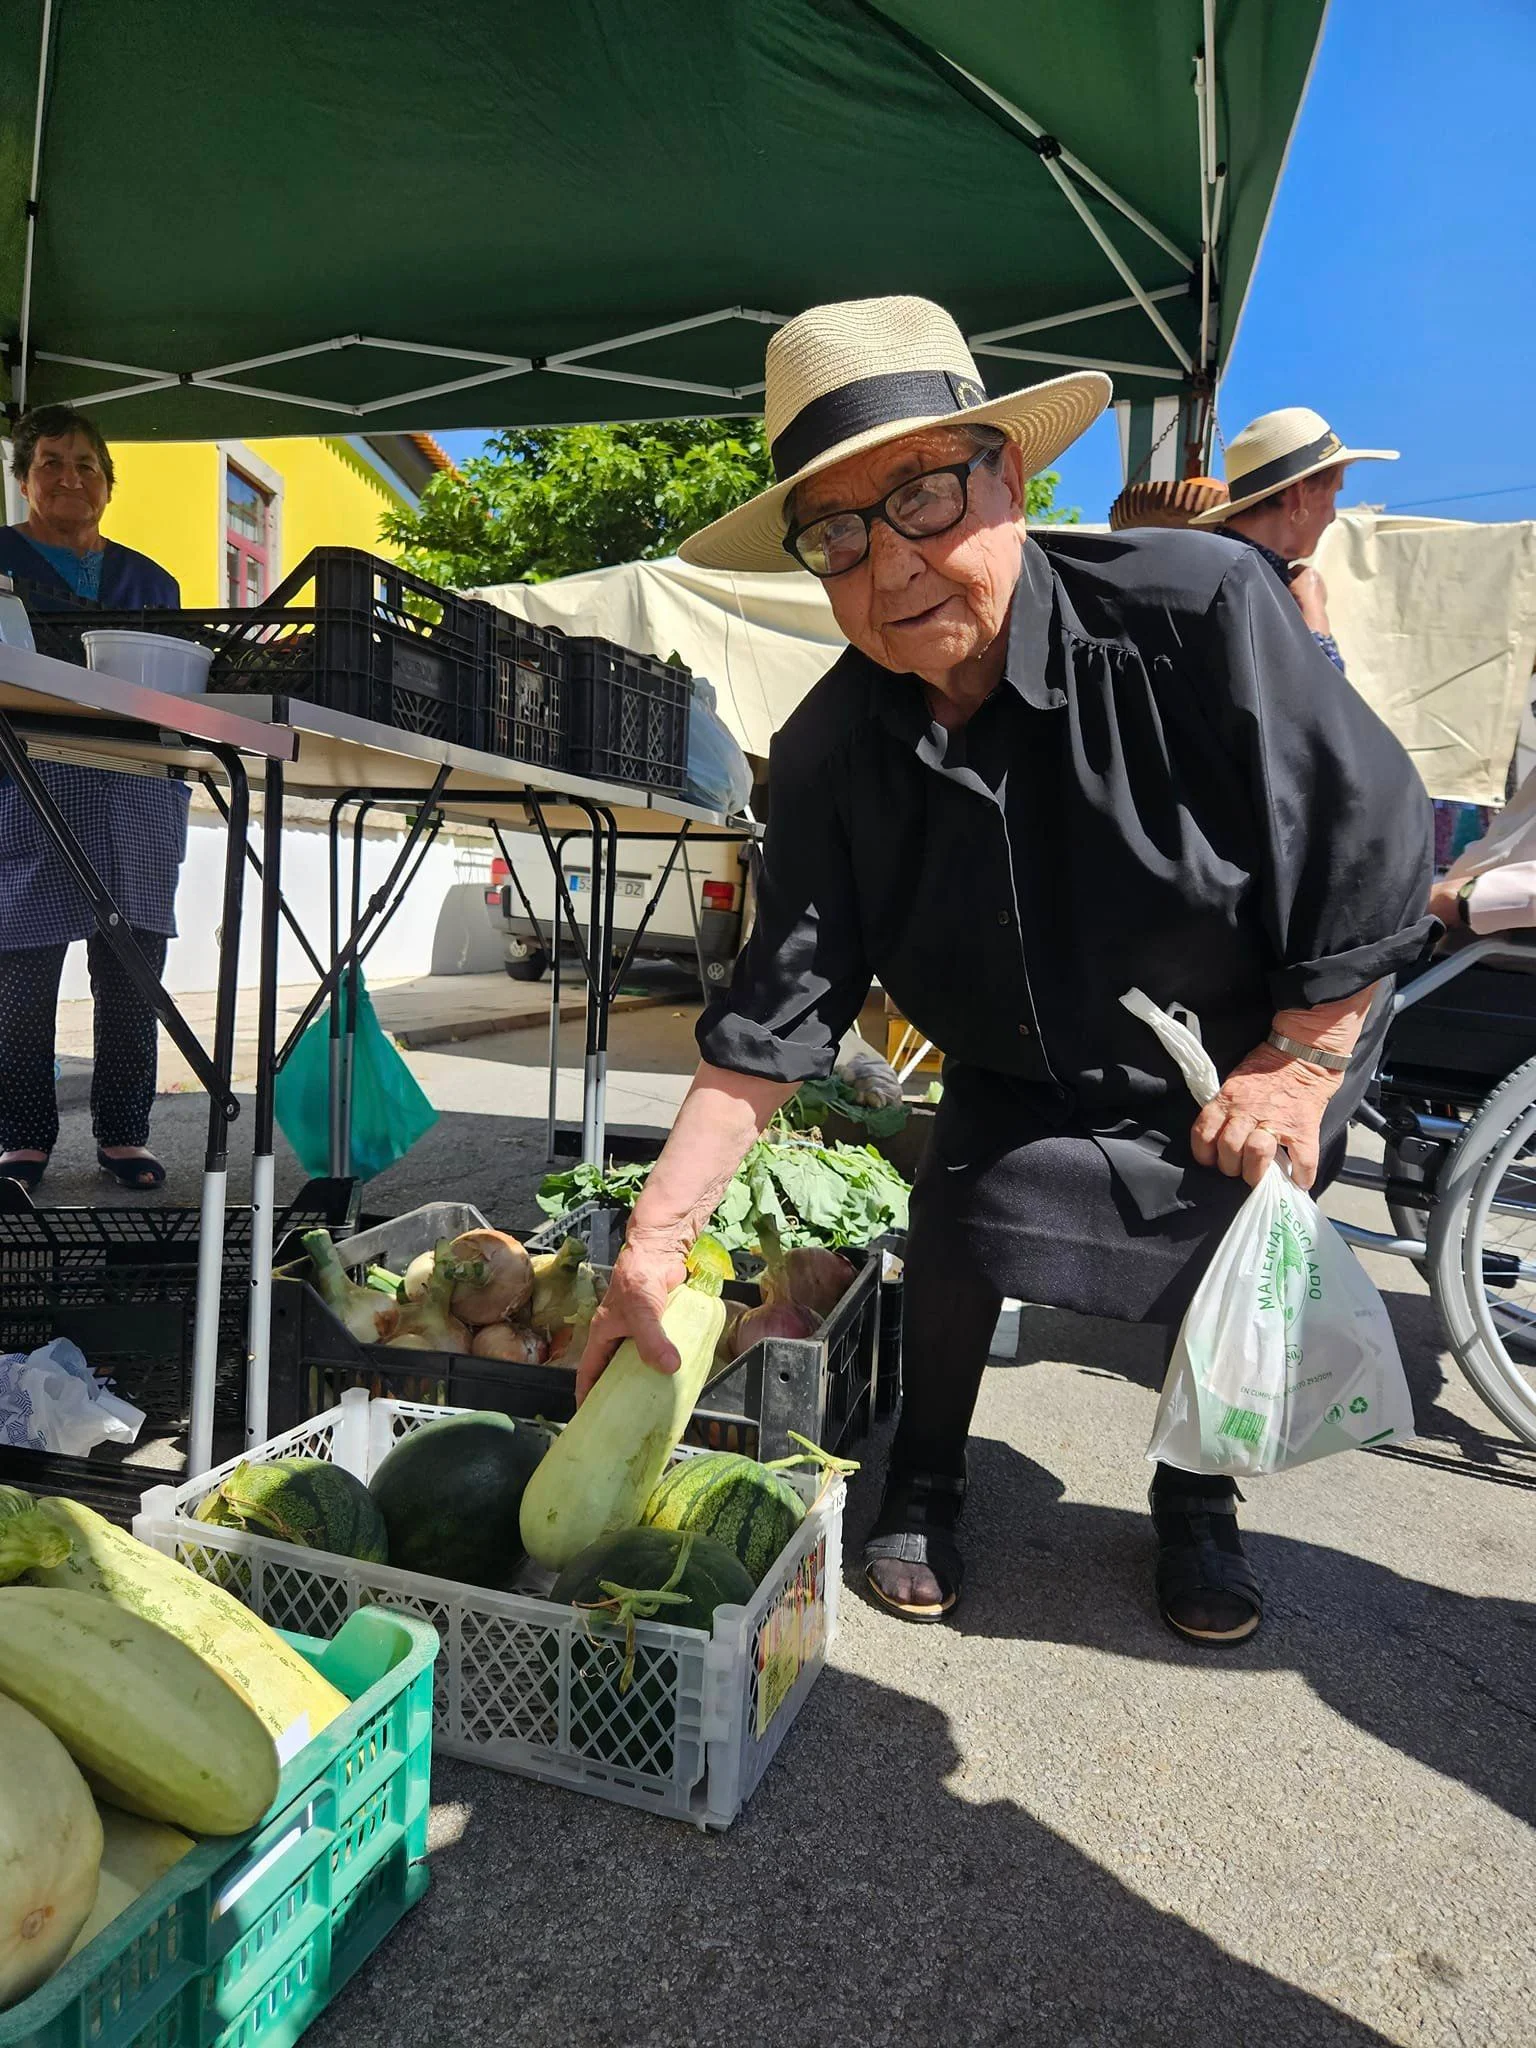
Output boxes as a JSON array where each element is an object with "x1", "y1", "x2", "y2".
[
  {"x1": 490, "y1": 857, "x2": 510, "y2": 884},
  {"x1": 701, "y1": 881, "x2": 736, "y2": 912}
]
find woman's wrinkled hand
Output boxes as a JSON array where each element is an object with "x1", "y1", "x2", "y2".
[
  {"x1": 1190, "y1": 1042, "x2": 1342, "y2": 1190},
  {"x1": 573, "y1": 1235, "x2": 688, "y2": 1404}
]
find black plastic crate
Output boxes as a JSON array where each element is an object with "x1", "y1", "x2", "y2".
[
  {"x1": 488, "y1": 616, "x2": 568, "y2": 768},
  {"x1": 0, "y1": 1178, "x2": 359, "y2": 1429},
  {"x1": 565, "y1": 638, "x2": 691, "y2": 793},
  {"x1": 0, "y1": 1444, "x2": 154, "y2": 1528},
  {"x1": 272, "y1": 1202, "x2": 879, "y2": 1461},
  {"x1": 31, "y1": 548, "x2": 494, "y2": 751}
]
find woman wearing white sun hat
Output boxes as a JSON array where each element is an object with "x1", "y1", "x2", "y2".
[
  {"x1": 1190, "y1": 405, "x2": 1398, "y2": 671},
  {"x1": 577, "y1": 296, "x2": 1433, "y2": 1648}
]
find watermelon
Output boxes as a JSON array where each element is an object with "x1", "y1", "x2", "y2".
[
  {"x1": 640, "y1": 1453, "x2": 805, "y2": 1584},
  {"x1": 551, "y1": 1527, "x2": 754, "y2": 1632},
  {"x1": 193, "y1": 1456, "x2": 388, "y2": 1563},
  {"x1": 548, "y1": 1529, "x2": 754, "y2": 1778},
  {"x1": 367, "y1": 1411, "x2": 551, "y2": 1590}
]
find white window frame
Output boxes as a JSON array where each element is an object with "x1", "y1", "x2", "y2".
[{"x1": 216, "y1": 441, "x2": 284, "y2": 606}]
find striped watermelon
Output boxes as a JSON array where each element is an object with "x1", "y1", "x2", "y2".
[
  {"x1": 193, "y1": 1456, "x2": 388, "y2": 1563},
  {"x1": 640, "y1": 1453, "x2": 805, "y2": 1584}
]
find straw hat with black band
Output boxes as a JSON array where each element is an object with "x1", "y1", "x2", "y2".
[
  {"x1": 1189, "y1": 406, "x2": 1397, "y2": 526},
  {"x1": 678, "y1": 295, "x2": 1110, "y2": 574}
]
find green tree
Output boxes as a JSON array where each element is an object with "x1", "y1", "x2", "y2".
[{"x1": 382, "y1": 418, "x2": 1078, "y2": 587}]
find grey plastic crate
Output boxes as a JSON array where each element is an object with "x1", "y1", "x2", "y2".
[{"x1": 530, "y1": 1201, "x2": 879, "y2": 1458}]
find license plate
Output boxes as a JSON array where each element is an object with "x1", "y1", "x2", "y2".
[{"x1": 565, "y1": 872, "x2": 646, "y2": 901}]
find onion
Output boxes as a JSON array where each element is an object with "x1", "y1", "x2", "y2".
[
  {"x1": 470, "y1": 1321, "x2": 550, "y2": 1363},
  {"x1": 386, "y1": 1240, "x2": 471, "y2": 1352},
  {"x1": 304, "y1": 1229, "x2": 400, "y2": 1344},
  {"x1": 728, "y1": 1297, "x2": 820, "y2": 1360},
  {"x1": 762, "y1": 1246, "x2": 855, "y2": 1320},
  {"x1": 447, "y1": 1230, "x2": 534, "y2": 1327},
  {"x1": 401, "y1": 1249, "x2": 436, "y2": 1301}
]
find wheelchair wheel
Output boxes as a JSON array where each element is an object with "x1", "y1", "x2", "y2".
[{"x1": 1426, "y1": 1052, "x2": 1536, "y2": 1447}]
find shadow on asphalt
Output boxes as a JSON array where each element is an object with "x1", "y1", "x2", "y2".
[
  {"x1": 320, "y1": 1673, "x2": 1403, "y2": 2048},
  {"x1": 840, "y1": 1433, "x2": 1536, "y2": 1838}
]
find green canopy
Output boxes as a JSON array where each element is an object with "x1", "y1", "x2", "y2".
[{"x1": 1, "y1": 0, "x2": 1325, "y2": 468}]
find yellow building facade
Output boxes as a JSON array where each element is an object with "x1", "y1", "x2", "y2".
[{"x1": 97, "y1": 433, "x2": 448, "y2": 606}]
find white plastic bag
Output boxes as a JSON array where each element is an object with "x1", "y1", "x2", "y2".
[
  {"x1": 0, "y1": 1337, "x2": 145, "y2": 1457},
  {"x1": 1121, "y1": 987, "x2": 1415, "y2": 1477}
]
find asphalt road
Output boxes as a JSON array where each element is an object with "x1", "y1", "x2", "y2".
[{"x1": 37, "y1": 1006, "x2": 1536, "y2": 2044}]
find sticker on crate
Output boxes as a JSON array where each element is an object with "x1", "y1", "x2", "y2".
[{"x1": 754, "y1": 1531, "x2": 828, "y2": 1737}]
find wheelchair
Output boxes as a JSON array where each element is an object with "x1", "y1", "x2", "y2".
[{"x1": 1337, "y1": 934, "x2": 1536, "y2": 1447}]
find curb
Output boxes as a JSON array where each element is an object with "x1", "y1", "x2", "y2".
[{"x1": 387, "y1": 991, "x2": 666, "y2": 1050}]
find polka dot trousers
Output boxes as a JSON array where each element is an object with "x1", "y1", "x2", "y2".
[{"x1": 0, "y1": 930, "x2": 168, "y2": 1153}]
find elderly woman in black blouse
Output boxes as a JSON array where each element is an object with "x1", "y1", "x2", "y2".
[{"x1": 578, "y1": 298, "x2": 1433, "y2": 1648}]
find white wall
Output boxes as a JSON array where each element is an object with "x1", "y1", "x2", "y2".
[{"x1": 56, "y1": 815, "x2": 493, "y2": 999}]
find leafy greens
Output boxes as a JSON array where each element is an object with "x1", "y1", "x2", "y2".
[{"x1": 537, "y1": 1134, "x2": 910, "y2": 1250}]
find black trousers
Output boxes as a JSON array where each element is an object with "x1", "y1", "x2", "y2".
[
  {"x1": 0, "y1": 931, "x2": 168, "y2": 1152},
  {"x1": 889, "y1": 1157, "x2": 1195, "y2": 1494}
]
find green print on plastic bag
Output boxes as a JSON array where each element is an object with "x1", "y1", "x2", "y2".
[{"x1": 1256, "y1": 1192, "x2": 1322, "y2": 1323}]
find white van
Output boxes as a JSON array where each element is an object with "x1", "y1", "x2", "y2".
[{"x1": 483, "y1": 828, "x2": 751, "y2": 989}]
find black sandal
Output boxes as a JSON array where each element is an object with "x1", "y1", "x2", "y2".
[
  {"x1": 0, "y1": 1155, "x2": 48, "y2": 1192},
  {"x1": 97, "y1": 1147, "x2": 166, "y2": 1190},
  {"x1": 863, "y1": 1470, "x2": 967, "y2": 1623},
  {"x1": 1149, "y1": 1477, "x2": 1263, "y2": 1646}
]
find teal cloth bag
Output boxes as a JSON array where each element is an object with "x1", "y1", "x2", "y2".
[{"x1": 275, "y1": 972, "x2": 437, "y2": 1180}]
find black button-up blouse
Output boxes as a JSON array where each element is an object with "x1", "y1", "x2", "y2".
[{"x1": 698, "y1": 527, "x2": 1435, "y2": 1214}]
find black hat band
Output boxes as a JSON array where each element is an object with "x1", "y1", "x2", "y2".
[
  {"x1": 1231, "y1": 429, "x2": 1343, "y2": 503},
  {"x1": 770, "y1": 367, "x2": 990, "y2": 482}
]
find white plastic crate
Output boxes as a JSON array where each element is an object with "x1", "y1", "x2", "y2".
[{"x1": 134, "y1": 1389, "x2": 843, "y2": 1831}]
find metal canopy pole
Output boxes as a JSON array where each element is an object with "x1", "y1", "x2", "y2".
[
  {"x1": 245, "y1": 762, "x2": 283, "y2": 1448},
  {"x1": 188, "y1": 747, "x2": 250, "y2": 1478},
  {"x1": 340, "y1": 800, "x2": 377, "y2": 1177},
  {"x1": 523, "y1": 791, "x2": 609, "y2": 1161},
  {"x1": 14, "y1": 0, "x2": 54, "y2": 410},
  {"x1": 591, "y1": 807, "x2": 620, "y2": 1159},
  {"x1": 326, "y1": 793, "x2": 350, "y2": 1174}
]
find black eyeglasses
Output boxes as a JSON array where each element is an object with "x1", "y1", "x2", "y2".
[{"x1": 782, "y1": 444, "x2": 1002, "y2": 578}]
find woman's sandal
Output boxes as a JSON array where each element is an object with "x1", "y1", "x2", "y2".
[
  {"x1": 1149, "y1": 1479, "x2": 1263, "y2": 1646},
  {"x1": 0, "y1": 1154, "x2": 48, "y2": 1192},
  {"x1": 97, "y1": 1147, "x2": 167, "y2": 1191},
  {"x1": 862, "y1": 1470, "x2": 967, "y2": 1623}
]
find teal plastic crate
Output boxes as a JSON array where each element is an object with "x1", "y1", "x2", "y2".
[{"x1": 0, "y1": 1606, "x2": 437, "y2": 2048}]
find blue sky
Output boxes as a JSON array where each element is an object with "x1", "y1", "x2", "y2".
[{"x1": 438, "y1": 0, "x2": 1535, "y2": 530}]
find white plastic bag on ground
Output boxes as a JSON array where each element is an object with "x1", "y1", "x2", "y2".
[
  {"x1": 0, "y1": 1337, "x2": 145, "y2": 1456},
  {"x1": 1121, "y1": 987, "x2": 1415, "y2": 1477}
]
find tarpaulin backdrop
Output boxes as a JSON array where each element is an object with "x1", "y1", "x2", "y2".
[
  {"x1": 486, "y1": 512, "x2": 1536, "y2": 800},
  {"x1": 1315, "y1": 511, "x2": 1536, "y2": 804}
]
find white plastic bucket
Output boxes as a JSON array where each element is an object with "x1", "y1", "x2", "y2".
[{"x1": 81, "y1": 628, "x2": 214, "y2": 697}]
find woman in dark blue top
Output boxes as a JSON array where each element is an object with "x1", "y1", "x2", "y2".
[{"x1": 0, "y1": 405, "x2": 190, "y2": 1192}]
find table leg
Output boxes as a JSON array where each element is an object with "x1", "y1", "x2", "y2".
[
  {"x1": 581, "y1": 804, "x2": 605, "y2": 1163},
  {"x1": 189, "y1": 751, "x2": 249, "y2": 1477},
  {"x1": 327, "y1": 794, "x2": 347, "y2": 1176},
  {"x1": 246, "y1": 760, "x2": 283, "y2": 1448},
  {"x1": 591, "y1": 806, "x2": 619, "y2": 1163}
]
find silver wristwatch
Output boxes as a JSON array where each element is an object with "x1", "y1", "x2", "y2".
[{"x1": 1266, "y1": 1030, "x2": 1350, "y2": 1073}]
